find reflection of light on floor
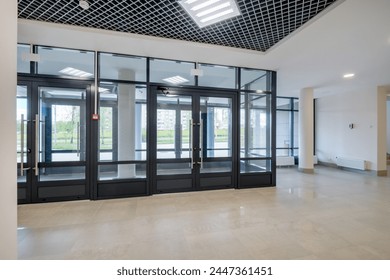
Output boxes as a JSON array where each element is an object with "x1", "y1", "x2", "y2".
[
  {"x1": 17, "y1": 227, "x2": 26, "y2": 230},
  {"x1": 288, "y1": 188, "x2": 318, "y2": 199}
]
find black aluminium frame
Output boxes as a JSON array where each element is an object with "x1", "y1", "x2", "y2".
[
  {"x1": 17, "y1": 43, "x2": 277, "y2": 203},
  {"x1": 276, "y1": 96, "x2": 299, "y2": 157},
  {"x1": 148, "y1": 85, "x2": 239, "y2": 194},
  {"x1": 17, "y1": 75, "x2": 95, "y2": 203}
]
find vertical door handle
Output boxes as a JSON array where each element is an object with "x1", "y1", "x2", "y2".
[
  {"x1": 199, "y1": 118, "x2": 204, "y2": 169},
  {"x1": 189, "y1": 119, "x2": 194, "y2": 169},
  {"x1": 76, "y1": 122, "x2": 80, "y2": 157},
  {"x1": 20, "y1": 114, "x2": 25, "y2": 176},
  {"x1": 19, "y1": 114, "x2": 31, "y2": 176},
  {"x1": 34, "y1": 113, "x2": 39, "y2": 176}
]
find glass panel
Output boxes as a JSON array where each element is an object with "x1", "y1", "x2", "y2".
[
  {"x1": 39, "y1": 166, "x2": 85, "y2": 181},
  {"x1": 156, "y1": 94, "x2": 192, "y2": 159},
  {"x1": 277, "y1": 98, "x2": 291, "y2": 110},
  {"x1": 17, "y1": 86, "x2": 28, "y2": 183},
  {"x1": 39, "y1": 87, "x2": 86, "y2": 162},
  {"x1": 157, "y1": 162, "x2": 192, "y2": 175},
  {"x1": 198, "y1": 64, "x2": 236, "y2": 89},
  {"x1": 293, "y1": 148, "x2": 299, "y2": 156},
  {"x1": 98, "y1": 164, "x2": 146, "y2": 180},
  {"x1": 240, "y1": 68, "x2": 268, "y2": 91},
  {"x1": 276, "y1": 111, "x2": 290, "y2": 150},
  {"x1": 200, "y1": 96, "x2": 232, "y2": 158},
  {"x1": 240, "y1": 159, "x2": 271, "y2": 173},
  {"x1": 240, "y1": 93, "x2": 271, "y2": 158},
  {"x1": 99, "y1": 84, "x2": 147, "y2": 161},
  {"x1": 17, "y1": 44, "x2": 30, "y2": 73},
  {"x1": 200, "y1": 161, "x2": 232, "y2": 173},
  {"x1": 150, "y1": 59, "x2": 195, "y2": 86},
  {"x1": 37, "y1": 46, "x2": 94, "y2": 77},
  {"x1": 276, "y1": 149, "x2": 290, "y2": 156},
  {"x1": 99, "y1": 53, "x2": 147, "y2": 82}
]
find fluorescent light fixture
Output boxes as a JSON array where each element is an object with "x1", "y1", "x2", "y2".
[
  {"x1": 191, "y1": 0, "x2": 220, "y2": 11},
  {"x1": 196, "y1": 2, "x2": 231, "y2": 17},
  {"x1": 179, "y1": 0, "x2": 241, "y2": 28},
  {"x1": 163, "y1": 76, "x2": 189, "y2": 84},
  {"x1": 59, "y1": 67, "x2": 93, "y2": 78},
  {"x1": 343, "y1": 73, "x2": 355, "y2": 78}
]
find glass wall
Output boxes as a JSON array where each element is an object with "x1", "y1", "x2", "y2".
[
  {"x1": 198, "y1": 64, "x2": 236, "y2": 89},
  {"x1": 98, "y1": 83, "x2": 147, "y2": 180},
  {"x1": 276, "y1": 97, "x2": 299, "y2": 157},
  {"x1": 239, "y1": 68, "x2": 274, "y2": 177},
  {"x1": 17, "y1": 44, "x2": 31, "y2": 73},
  {"x1": 17, "y1": 43, "x2": 277, "y2": 201},
  {"x1": 37, "y1": 46, "x2": 95, "y2": 78},
  {"x1": 240, "y1": 92, "x2": 272, "y2": 173},
  {"x1": 99, "y1": 53, "x2": 147, "y2": 82},
  {"x1": 150, "y1": 58, "x2": 195, "y2": 86},
  {"x1": 241, "y1": 68, "x2": 269, "y2": 91}
]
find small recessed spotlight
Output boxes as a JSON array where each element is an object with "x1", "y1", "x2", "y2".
[
  {"x1": 79, "y1": 0, "x2": 90, "y2": 10},
  {"x1": 343, "y1": 73, "x2": 355, "y2": 78}
]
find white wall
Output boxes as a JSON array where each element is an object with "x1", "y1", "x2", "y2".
[
  {"x1": 17, "y1": 19, "x2": 267, "y2": 70},
  {"x1": 0, "y1": 0, "x2": 17, "y2": 259},
  {"x1": 315, "y1": 89, "x2": 378, "y2": 171}
]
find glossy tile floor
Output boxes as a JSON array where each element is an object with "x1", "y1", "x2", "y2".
[{"x1": 18, "y1": 166, "x2": 390, "y2": 260}]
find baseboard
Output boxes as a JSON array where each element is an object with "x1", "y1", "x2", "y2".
[
  {"x1": 298, "y1": 168, "x2": 314, "y2": 174},
  {"x1": 317, "y1": 161, "x2": 337, "y2": 168},
  {"x1": 376, "y1": 170, "x2": 388, "y2": 177}
]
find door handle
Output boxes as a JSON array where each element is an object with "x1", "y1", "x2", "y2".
[
  {"x1": 76, "y1": 122, "x2": 80, "y2": 157},
  {"x1": 199, "y1": 118, "x2": 204, "y2": 169},
  {"x1": 189, "y1": 119, "x2": 194, "y2": 169},
  {"x1": 33, "y1": 113, "x2": 39, "y2": 176},
  {"x1": 19, "y1": 114, "x2": 31, "y2": 176}
]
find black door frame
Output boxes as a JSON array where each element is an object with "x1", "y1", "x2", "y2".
[
  {"x1": 17, "y1": 76, "x2": 94, "y2": 203},
  {"x1": 149, "y1": 85, "x2": 238, "y2": 194}
]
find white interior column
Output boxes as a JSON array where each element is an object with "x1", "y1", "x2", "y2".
[
  {"x1": 117, "y1": 70, "x2": 136, "y2": 178},
  {"x1": 298, "y1": 87, "x2": 314, "y2": 173},
  {"x1": 0, "y1": 0, "x2": 17, "y2": 259}
]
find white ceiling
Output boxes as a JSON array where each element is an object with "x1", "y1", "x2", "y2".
[{"x1": 262, "y1": 0, "x2": 390, "y2": 97}]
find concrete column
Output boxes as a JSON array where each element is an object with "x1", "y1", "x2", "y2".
[
  {"x1": 117, "y1": 70, "x2": 136, "y2": 177},
  {"x1": 0, "y1": 0, "x2": 17, "y2": 259},
  {"x1": 298, "y1": 88, "x2": 314, "y2": 173}
]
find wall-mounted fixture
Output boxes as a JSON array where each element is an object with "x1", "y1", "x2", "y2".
[
  {"x1": 349, "y1": 123, "x2": 354, "y2": 129},
  {"x1": 191, "y1": 62, "x2": 204, "y2": 76}
]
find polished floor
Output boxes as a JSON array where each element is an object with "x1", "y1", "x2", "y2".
[{"x1": 18, "y1": 165, "x2": 390, "y2": 260}]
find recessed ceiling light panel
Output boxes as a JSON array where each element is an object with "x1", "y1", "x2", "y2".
[{"x1": 179, "y1": 0, "x2": 241, "y2": 28}]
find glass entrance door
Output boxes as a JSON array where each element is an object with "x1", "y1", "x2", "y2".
[
  {"x1": 17, "y1": 79, "x2": 91, "y2": 203},
  {"x1": 152, "y1": 87, "x2": 237, "y2": 193}
]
